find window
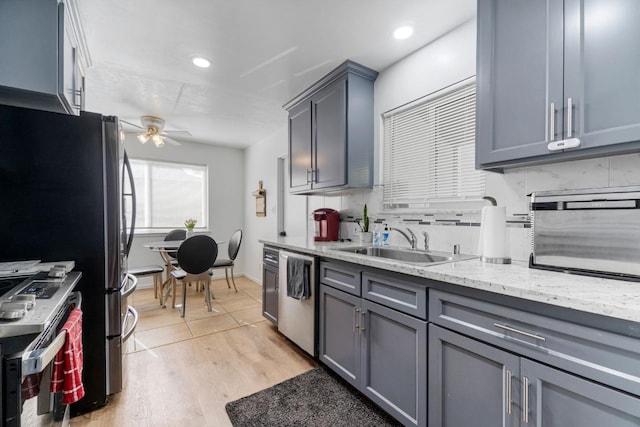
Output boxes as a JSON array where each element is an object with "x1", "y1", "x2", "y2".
[
  {"x1": 129, "y1": 159, "x2": 208, "y2": 231},
  {"x1": 382, "y1": 78, "x2": 484, "y2": 208}
]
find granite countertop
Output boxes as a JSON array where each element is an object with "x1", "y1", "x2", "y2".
[{"x1": 261, "y1": 237, "x2": 640, "y2": 323}]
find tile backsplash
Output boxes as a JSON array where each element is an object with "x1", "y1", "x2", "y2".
[{"x1": 306, "y1": 152, "x2": 640, "y2": 262}]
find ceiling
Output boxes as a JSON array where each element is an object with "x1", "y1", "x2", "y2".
[{"x1": 78, "y1": 0, "x2": 476, "y2": 149}]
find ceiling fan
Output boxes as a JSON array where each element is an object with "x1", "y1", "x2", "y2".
[{"x1": 120, "y1": 116, "x2": 191, "y2": 147}]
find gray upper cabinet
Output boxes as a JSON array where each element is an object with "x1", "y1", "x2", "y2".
[
  {"x1": 0, "y1": 0, "x2": 88, "y2": 115},
  {"x1": 284, "y1": 60, "x2": 378, "y2": 194},
  {"x1": 476, "y1": 0, "x2": 640, "y2": 171}
]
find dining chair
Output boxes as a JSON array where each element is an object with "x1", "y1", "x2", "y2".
[
  {"x1": 164, "y1": 228, "x2": 187, "y2": 266},
  {"x1": 170, "y1": 235, "x2": 218, "y2": 317},
  {"x1": 211, "y1": 229, "x2": 242, "y2": 292}
]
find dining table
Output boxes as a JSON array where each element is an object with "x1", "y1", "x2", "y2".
[{"x1": 144, "y1": 238, "x2": 225, "y2": 308}]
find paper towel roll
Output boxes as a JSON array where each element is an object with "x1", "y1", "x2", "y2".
[{"x1": 479, "y1": 206, "x2": 509, "y2": 259}]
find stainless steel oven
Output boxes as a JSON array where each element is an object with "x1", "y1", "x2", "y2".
[{"x1": 0, "y1": 272, "x2": 81, "y2": 427}]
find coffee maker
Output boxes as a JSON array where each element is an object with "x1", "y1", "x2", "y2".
[{"x1": 313, "y1": 208, "x2": 340, "y2": 241}]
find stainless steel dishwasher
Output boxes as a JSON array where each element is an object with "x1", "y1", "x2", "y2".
[{"x1": 278, "y1": 250, "x2": 317, "y2": 357}]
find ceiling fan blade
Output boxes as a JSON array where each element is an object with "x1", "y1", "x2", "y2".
[
  {"x1": 165, "y1": 130, "x2": 192, "y2": 137},
  {"x1": 164, "y1": 136, "x2": 182, "y2": 146},
  {"x1": 120, "y1": 119, "x2": 144, "y2": 130}
]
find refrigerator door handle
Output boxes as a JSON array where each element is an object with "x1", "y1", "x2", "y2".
[
  {"x1": 121, "y1": 273, "x2": 137, "y2": 299},
  {"x1": 122, "y1": 151, "x2": 136, "y2": 257},
  {"x1": 122, "y1": 306, "x2": 138, "y2": 342}
]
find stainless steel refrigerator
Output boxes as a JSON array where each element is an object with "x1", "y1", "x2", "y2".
[{"x1": 0, "y1": 103, "x2": 136, "y2": 416}]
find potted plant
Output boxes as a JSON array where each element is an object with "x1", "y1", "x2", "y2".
[
  {"x1": 184, "y1": 218, "x2": 197, "y2": 237},
  {"x1": 356, "y1": 204, "x2": 372, "y2": 243}
]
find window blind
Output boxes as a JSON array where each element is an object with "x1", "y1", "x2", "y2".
[
  {"x1": 129, "y1": 159, "x2": 208, "y2": 230},
  {"x1": 383, "y1": 79, "x2": 484, "y2": 208}
]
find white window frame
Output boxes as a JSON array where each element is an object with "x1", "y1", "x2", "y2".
[
  {"x1": 382, "y1": 77, "x2": 485, "y2": 209},
  {"x1": 129, "y1": 158, "x2": 209, "y2": 232}
]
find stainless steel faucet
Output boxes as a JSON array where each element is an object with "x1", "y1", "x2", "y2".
[
  {"x1": 422, "y1": 231, "x2": 430, "y2": 251},
  {"x1": 390, "y1": 227, "x2": 417, "y2": 249}
]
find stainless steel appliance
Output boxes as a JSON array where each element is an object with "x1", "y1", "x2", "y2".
[
  {"x1": 278, "y1": 250, "x2": 317, "y2": 356},
  {"x1": 530, "y1": 186, "x2": 640, "y2": 280},
  {"x1": 0, "y1": 103, "x2": 138, "y2": 417},
  {"x1": 0, "y1": 272, "x2": 81, "y2": 426}
]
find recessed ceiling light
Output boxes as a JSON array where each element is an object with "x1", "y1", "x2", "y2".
[
  {"x1": 393, "y1": 26, "x2": 414, "y2": 40},
  {"x1": 192, "y1": 56, "x2": 211, "y2": 68}
]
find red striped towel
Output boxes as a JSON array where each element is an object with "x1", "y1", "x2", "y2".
[{"x1": 50, "y1": 308, "x2": 85, "y2": 404}]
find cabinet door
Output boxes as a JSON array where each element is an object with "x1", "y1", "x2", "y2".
[
  {"x1": 361, "y1": 300, "x2": 427, "y2": 427},
  {"x1": 563, "y1": 0, "x2": 640, "y2": 151},
  {"x1": 261, "y1": 266, "x2": 278, "y2": 325},
  {"x1": 476, "y1": 0, "x2": 564, "y2": 168},
  {"x1": 312, "y1": 78, "x2": 346, "y2": 189},
  {"x1": 318, "y1": 284, "x2": 361, "y2": 388},
  {"x1": 288, "y1": 101, "x2": 312, "y2": 192},
  {"x1": 428, "y1": 325, "x2": 520, "y2": 427},
  {"x1": 521, "y1": 358, "x2": 640, "y2": 427}
]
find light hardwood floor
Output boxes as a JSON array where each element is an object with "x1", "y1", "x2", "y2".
[{"x1": 70, "y1": 277, "x2": 317, "y2": 426}]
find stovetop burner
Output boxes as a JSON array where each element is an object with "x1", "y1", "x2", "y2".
[{"x1": 0, "y1": 275, "x2": 33, "y2": 298}]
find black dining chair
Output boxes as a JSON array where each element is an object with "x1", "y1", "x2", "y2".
[
  {"x1": 169, "y1": 235, "x2": 218, "y2": 317},
  {"x1": 164, "y1": 228, "x2": 187, "y2": 266},
  {"x1": 211, "y1": 229, "x2": 242, "y2": 292}
]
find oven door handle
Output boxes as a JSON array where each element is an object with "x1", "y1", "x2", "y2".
[
  {"x1": 22, "y1": 330, "x2": 66, "y2": 376},
  {"x1": 21, "y1": 291, "x2": 82, "y2": 376}
]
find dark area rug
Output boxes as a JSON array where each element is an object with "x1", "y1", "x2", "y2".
[{"x1": 225, "y1": 367, "x2": 402, "y2": 426}]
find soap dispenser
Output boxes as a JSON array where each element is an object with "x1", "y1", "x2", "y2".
[{"x1": 382, "y1": 224, "x2": 390, "y2": 246}]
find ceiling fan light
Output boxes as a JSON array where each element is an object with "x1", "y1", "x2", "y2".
[
  {"x1": 137, "y1": 134, "x2": 150, "y2": 144},
  {"x1": 152, "y1": 134, "x2": 164, "y2": 147}
]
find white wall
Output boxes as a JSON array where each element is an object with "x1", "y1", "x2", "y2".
[
  {"x1": 125, "y1": 137, "x2": 245, "y2": 281},
  {"x1": 243, "y1": 126, "x2": 288, "y2": 282}
]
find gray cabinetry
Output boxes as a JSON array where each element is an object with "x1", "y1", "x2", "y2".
[
  {"x1": 0, "y1": 0, "x2": 88, "y2": 115},
  {"x1": 319, "y1": 261, "x2": 427, "y2": 427},
  {"x1": 318, "y1": 283, "x2": 361, "y2": 387},
  {"x1": 284, "y1": 61, "x2": 378, "y2": 194},
  {"x1": 476, "y1": 0, "x2": 640, "y2": 171},
  {"x1": 261, "y1": 248, "x2": 279, "y2": 325},
  {"x1": 429, "y1": 289, "x2": 640, "y2": 426},
  {"x1": 429, "y1": 324, "x2": 520, "y2": 427}
]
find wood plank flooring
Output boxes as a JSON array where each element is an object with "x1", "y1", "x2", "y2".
[{"x1": 69, "y1": 277, "x2": 317, "y2": 426}]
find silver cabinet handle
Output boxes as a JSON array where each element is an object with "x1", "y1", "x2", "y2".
[
  {"x1": 306, "y1": 169, "x2": 312, "y2": 184},
  {"x1": 522, "y1": 376, "x2": 530, "y2": 423},
  {"x1": 567, "y1": 97, "x2": 573, "y2": 138},
  {"x1": 549, "y1": 102, "x2": 556, "y2": 141},
  {"x1": 505, "y1": 369, "x2": 513, "y2": 415},
  {"x1": 354, "y1": 308, "x2": 360, "y2": 332},
  {"x1": 360, "y1": 310, "x2": 366, "y2": 334},
  {"x1": 493, "y1": 323, "x2": 546, "y2": 342}
]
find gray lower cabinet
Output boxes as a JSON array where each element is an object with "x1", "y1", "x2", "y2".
[
  {"x1": 521, "y1": 358, "x2": 640, "y2": 426},
  {"x1": 261, "y1": 263, "x2": 278, "y2": 325},
  {"x1": 429, "y1": 324, "x2": 520, "y2": 427},
  {"x1": 476, "y1": 0, "x2": 640, "y2": 171},
  {"x1": 319, "y1": 282, "x2": 427, "y2": 427},
  {"x1": 319, "y1": 284, "x2": 361, "y2": 387},
  {"x1": 429, "y1": 324, "x2": 640, "y2": 426}
]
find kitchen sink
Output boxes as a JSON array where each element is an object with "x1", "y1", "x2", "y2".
[{"x1": 333, "y1": 246, "x2": 476, "y2": 266}]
